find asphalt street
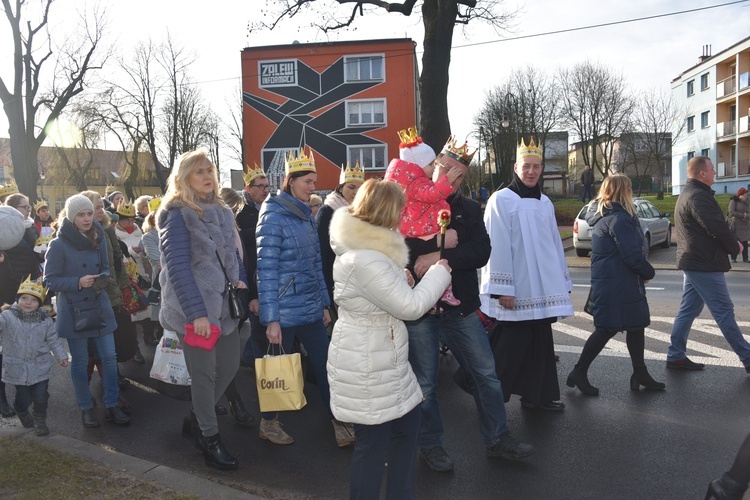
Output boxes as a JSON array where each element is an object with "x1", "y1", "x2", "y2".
[{"x1": 3, "y1": 243, "x2": 750, "y2": 499}]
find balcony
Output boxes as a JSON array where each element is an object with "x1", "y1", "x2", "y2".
[
  {"x1": 717, "y1": 120, "x2": 736, "y2": 139},
  {"x1": 717, "y1": 75, "x2": 736, "y2": 99},
  {"x1": 718, "y1": 162, "x2": 736, "y2": 177},
  {"x1": 741, "y1": 72, "x2": 750, "y2": 91},
  {"x1": 741, "y1": 116, "x2": 750, "y2": 134},
  {"x1": 739, "y1": 159, "x2": 750, "y2": 176}
]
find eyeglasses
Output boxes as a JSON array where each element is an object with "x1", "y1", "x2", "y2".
[
  {"x1": 251, "y1": 184, "x2": 271, "y2": 191},
  {"x1": 16, "y1": 205, "x2": 32, "y2": 211}
]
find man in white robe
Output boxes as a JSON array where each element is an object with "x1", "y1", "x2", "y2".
[{"x1": 479, "y1": 137, "x2": 573, "y2": 411}]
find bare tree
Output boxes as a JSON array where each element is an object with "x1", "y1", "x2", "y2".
[
  {"x1": 222, "y1": 84, "x2": 245, "y2": 168},
  {"x1": 0, "y1": 0, "x2": 108, "y2": 202},
  {"x1": 44, "y1": 113, "x2": 102, "y2": 193},
  {"x1": 558, "y1": 60, "x2": 633, "y2": 179},
  {"x1": 251, "y1": 0, "x2": 516, "y2": 151}
]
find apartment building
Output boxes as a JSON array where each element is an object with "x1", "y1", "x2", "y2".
[
  {"x1": 671, "y1": 36, "x2": 750, "y2": 195},
  {"x1": 241, "y1": 38, "x2": 419, "y2": 190}
]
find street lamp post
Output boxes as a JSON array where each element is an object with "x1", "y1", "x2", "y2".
[
  {"x1": 501, "y1": 92, "x2": 519, "y2": 154},
  {"x1": 480, "y1": 126, "x2": 495, "y2": 193}
]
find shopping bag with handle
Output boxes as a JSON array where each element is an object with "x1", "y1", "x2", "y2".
[
  {"x1": 150, "y1": 330, "x2": 191, "y2": 386},
  {"x1": 255, "y1": 345, "x2": 307, "y2": 412}
]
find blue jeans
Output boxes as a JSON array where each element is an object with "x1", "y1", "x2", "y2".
[
  {"x1": 261, "y1": 320, "x2": 332, "y2": 421},
  {"x1": 406, "y1": 310, "x2": 509, "y2": 449},
  {"x1": 241, "y1": 312, "x2": 267, "y2": 365},
  {"x1": 668, "y1": 271, "x2": 750, "y2": 366},
  {"x1": 68, "y1": 334, "x2": 119, "y2": 409},
  {"x1": 14, "y1": 379, "x2": 49, "y2": 416}
]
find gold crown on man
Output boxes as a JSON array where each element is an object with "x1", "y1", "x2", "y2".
[
  {"x1": 441, "y1": 136, "x2": 476, "y2": 166},
  {"x1": 35, "y1": 234, "x2": 53, "y2": 247},
  {"x1": 339, "y1": 161, "x2": 365, "y2": 184},
  {"x1": 517, "y1": 136, "x2": 543, "y2": 160},
  {"x1": 34, "y1": 199, "x2": 49, "y2": 211},
  {"x1": 116, "y1": 200, "x2": 136, "y2": 218},
  {"x1": 285, "y1": 148, "x2": 316, "y2": 176},
  {"x1": 17, "y1": 275, "x2": 46, "y2": 302},
  {"x1": 147, "y1": 196, "x2": 162, "y2": 212},
  {"x1": 243, "y1": 163, "x2": 266, "y2": 186},
  {"x1": 0, "y1": 181, "x2": 19, "y2": 198},
  {"x1": 397, "y1": 127, "x2": 422, "y2": 147}
]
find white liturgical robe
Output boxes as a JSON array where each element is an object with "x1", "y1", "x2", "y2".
[{"x1": 479, "y1": 188, "x2": 574, "y2": 322}]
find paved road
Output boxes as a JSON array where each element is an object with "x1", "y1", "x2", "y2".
[{"x1": 4, "y1": 244, "x2": 750, "y2": 499}]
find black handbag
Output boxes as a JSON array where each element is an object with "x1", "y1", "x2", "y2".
[
  {"x1": 216, "y1": 250, "x2": 249, "y2": 320},
  {"x1": 583, "y1": 288, "x2": 594, "y2": 316},
  {"x1": 70, "y1": 297, "x2": 106, "y2": 332}
]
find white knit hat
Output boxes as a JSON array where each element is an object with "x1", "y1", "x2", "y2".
[
  {"x1": 65, "y1": 194, "x2": 95, "y2": 222},
  {"x1": 399, "y1": 142, "x2": 436, "y2": 170}
]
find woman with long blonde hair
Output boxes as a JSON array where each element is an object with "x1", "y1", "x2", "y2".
[
  {"x1": 567, "y1": 174, "x2": 664, "y2": 395},
  {"x1": 157, "y1": 149, "x2": 248, "y2": 470}
]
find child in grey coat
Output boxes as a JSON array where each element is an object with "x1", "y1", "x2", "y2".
[{"x1": 0, "y1": 277, "x2": 68, "y2": 435}]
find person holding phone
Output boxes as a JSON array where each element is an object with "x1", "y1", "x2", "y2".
[{"x1": 157, "y1": 149, "x2": 247, "y2": 471}]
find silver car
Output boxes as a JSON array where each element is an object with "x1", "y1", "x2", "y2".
[{"x1": 573, "y1": 199, "x2": 672, "y2": 257}]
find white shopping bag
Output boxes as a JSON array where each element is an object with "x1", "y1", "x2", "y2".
[{"x1": 149, "y1": 330, "x2": 191, "y2": 386}]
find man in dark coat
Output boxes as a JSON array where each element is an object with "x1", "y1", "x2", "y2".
[
  {"x1": 580, "y1": 165, "x2": 595, "y2": 203},
  {"x1": 667, "y1": 155, "x2": 750, "y2": 372}
]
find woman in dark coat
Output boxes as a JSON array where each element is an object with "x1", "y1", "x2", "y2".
[
  {"x1": 44, "y1": 194, "x2": 129, "y2": 428},
  {"x1": 566, "y1": 174, "x2": 664, "y2": 395},
  {"x1": 728, "y1": 187, "x2": 750, "y2": 263}
]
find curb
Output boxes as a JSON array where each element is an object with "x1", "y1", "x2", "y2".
[{"x1": 0, "y1": 427, "x2": 264, "y2": 499}]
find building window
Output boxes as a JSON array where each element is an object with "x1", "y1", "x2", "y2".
[
  {"x1": 687, "y1": 80, "x2": 695, "y2": 96},
  {"x1": 344, "y1": 55, "x2": 384, "y2": 82},
  {"x1": 700, "y1": 73, "x2": 709, "y2": 90},
  {"x1": 701, "y1": 148, "x2": 710, "y2": 157},
  {"x1": 687, "y1": 116, "x2": 695, "y2": 132},
  {"x1": 701, "y1": 111, "x2": 710, "y2": 128},
  {"x1": 687, "y1": 151, "x2": 695, "y2": 160},
  {"x1": 349, "y1": 144, "x2": 387, "y2": 170},
  {"x1": 346, "y1": 99, "x2": 386, "y2": 126}
]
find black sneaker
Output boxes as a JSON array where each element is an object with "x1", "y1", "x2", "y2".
[
  {"x1": 666, "y1": 357, "x2": 705, "y2": 370},
  {"x1": 745, "y1": 365, "x2": 750, "y2": 374},
  {"x1": 81, "y1": 408, "x2": 100, "y2": 428},
  {"x1": 487, "y1": 433, "x2": 534, "y2": 460},
  {"x1": 419, "y1": 446, "x2": 454, "y2": 472},
  {"x1": 16, "y1": 410, "x2": 34, "y2": 428},
  {"x1": 105, "y1": 406, "x2": 131, "y2": 425}
]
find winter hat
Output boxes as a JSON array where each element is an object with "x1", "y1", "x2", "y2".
[
  {"x1": 0, "y1": 205, "x2": 25, "y2": 251},
  {"x1": 64, "y1": 194, "x2": 95, "y2": 222},
  {"x1": 107, "y1": 191, "x2": 123, "y2": 202},
  {"x1": 737, "y1": 187, "x2": 748, "y2": 197},
  {"x1": 398, "y1": 127, "x2": 436, "y2": 169}
]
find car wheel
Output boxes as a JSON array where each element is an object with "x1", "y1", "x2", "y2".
[
  {"x1": 645, "y1": 233, "x2": 651, "y2": 248},
  {"x1": 576, "y1": 248, "x2": 590, "y2": 257},
  {"x1": 660, "y1": 226, "x2": 671, "y2": 249}
]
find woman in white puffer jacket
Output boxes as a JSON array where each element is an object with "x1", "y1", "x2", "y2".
[{"x1": 327, "y1": 179, "x2": 451, "y2": 500}]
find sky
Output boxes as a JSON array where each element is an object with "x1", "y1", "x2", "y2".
[{"x1": 2, "y1": 0, "x2": 750, "y2": 173}]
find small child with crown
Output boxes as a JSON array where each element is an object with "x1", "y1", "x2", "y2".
[
  {"x1": 385, "y1": 127, "x2": 466, "y2": 306},
  {"x1": 0, "y1": 276, "x2": 68, "y2": 435}
]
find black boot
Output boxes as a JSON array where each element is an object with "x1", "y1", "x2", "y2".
[
  {"x1": 105, "y1": 406, "x2": 131, "y2": 425},
  {"x1": 705, "y1": 473, "x2": 747, "y2": 500},
  {"x1": 33, "y1": 412, "x2": 49, "y2": 436},
  {"x1": 566, "y1": 366, "x2": 599, "y2": 395},
  {"x1": 0, "y1": 383, "x2": 16, "y2": 418},
  {"x1": 228, "y1": 398, "x2": 254, "y2": 427},
  {"x1": 201, "y1": 432, "x2": 238, "y2": 470},
  {"x1": 630, "y1": 365, "x2": 666, "y2": 391},
  {"x1": 181, "y1": 411, "x2": 202, "y2": 450}
]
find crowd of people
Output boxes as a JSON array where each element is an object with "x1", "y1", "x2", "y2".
[{"x1": 0, "y1": 140, "x2": 748, "y2": 499}]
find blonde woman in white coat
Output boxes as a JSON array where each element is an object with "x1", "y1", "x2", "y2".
[{"x1": 327, "y1": 179, "x2": 452, "y2": 500}]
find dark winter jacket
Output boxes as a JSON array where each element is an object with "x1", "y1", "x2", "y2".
[
  {"x1": 316, "y1": 203, "x2": 337, "y2": 303},
  {"x1": 406, "y1": 192, "x2": 491, "y2": 316},
  {"x1": 0, "y1": 238, "x2": 41, "y2": 306},
  {"x1": 235, "y1": 191, "x2": 260, "y2": 300},
  {"x1": 586, "y1": 202, "x2": 655, "y2": 331},
  {"x1": 675, "y1": 178, "x2": 739, "y2": 272},
  {"x1": 158, "y1": 198, "x2": 245, "y2": 336},
  {"x1": 44, "y1": 219, "x2": 117, "y2": 339},
  {"x1": 256, "y1": 191, "x2": 330, "y2": 327}
]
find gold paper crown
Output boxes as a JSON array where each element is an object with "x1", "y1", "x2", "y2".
[
  {"x1": 116, "y1": 200, "x2": 136, "y2": 218},
  {"x1": 0, "y1": 181, "x2": 19, "y2": 198},
  {"x1": 243, "y1": 163, "x2": 266, "y2": 186},
  {"x1": 35, "y1": 234, "x2": 53, "y2": 246},
  {"x1": 34, "y1": 199, "x2": 49, "y2": 212},
  {"x1": 339, "y1": 161, "x2": 365, "y2": 184},
  {"x1": 17, "y1": 275, "x2": 46, "y2": 302},
  {"x1": 397, "y1": 127, "x2": 422, "y2": 147},
  {"x1": 440, "y1": 136, "x2": 476, "y2": 166},
  {"x1": 517, "y1": 136, "x2": 543, "y2": 160},
  {"x1": 285, "y1": 148, "x2": 316, "y2": 176},
  {"x1": 147, "y1": 196, "x2": 162, "y2": 212},
  {"x1": 105, "y1": 184, "x2": 117, "y2": 196}
]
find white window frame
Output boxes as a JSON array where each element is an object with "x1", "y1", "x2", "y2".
[
  {"x1": 348, "y1": 144, "x2": 388, "y2": 171},
  {"x1": 701, "y1": 111, "x2": 710, "y2": 129},
  {"x1": 687, "y1": 79, "x2": 695, "y2": 96},
  {"x1": 345, "y1": 99, "x2": 387, "y2": 127},
  {"x1": 700, "y1": 73, "x2": 710, "y2": 91},
  {"x1": 687, "y1": 116, "x2": 695, "y2": 132},
  {"x1": 344, "y1": 54, "x2": 385, "y2": 83},
  {"x1": 701, "y1": 148, "x2": 710, "y2": 157}
]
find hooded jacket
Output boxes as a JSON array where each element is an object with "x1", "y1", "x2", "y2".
[
  {"x1": 327, "y1": 208, "x2": 451, "y2": 425},
  {"x1": 586, "y1": 202, "x2": 655, "y2": 330},
  {"x1": 255, "y1": 191, "x2": 330, "y2": 327}
]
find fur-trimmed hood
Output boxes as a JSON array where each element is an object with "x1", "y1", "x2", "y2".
[{"x1": 329, "y1": 208, "x2": 409, "y2": 269}]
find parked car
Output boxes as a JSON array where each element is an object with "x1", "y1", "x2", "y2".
[{"x1": 573, "y1": 199, "x2": 671, "y2": 257}]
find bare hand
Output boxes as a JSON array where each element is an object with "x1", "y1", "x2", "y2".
[
  {"x1": 323, "y1": 308, "x2": 332, "y2": 327},
  {"x1": 499, "y1": 295, "x2": 515, "y2": 309},
  {"x1": 266, "y1": 321, "x2": 282, "y2": 344},
  {"x1": 437, "y1": 229, "x2": 458, "y2": 250},
  {"x1": 249, "y1": 299, "x2": 259, "y2": 316},
  {"x1": 0, "y1": 252, "x2": 4, "y2": 263},
  {"x1": 738, "y1": 241, "x2": 745, "y2": 256},
  {"x1": 192, "y1": 317, "x2": 211, "y2": 338},
  {"x1": 414, "y1": 251, "x2": 440, "y2": 278},
  {"x1": 78, "y1": 274, "x2": 99, "y2": 289},
  {"x1": 235, "y1": 281, "x2": 248, "y2": 289},
  {"x1": 446, "y1": 165, "x2": 466, "y2": 184},
  {"x1": 644, "y1": 280, "x2": 650, "y2": 284},
  {"x1": 436, "y1": 259, "x2": 452, "y2": 273},
  {"x1": 433, "y1": 161, "x2": 448, "y2": 183},
  {"x1": 404, "y1": 269, "x2": 415, "y2": 287},
  {"x1": 59, "y1": 359, "x2": 69, "y2": 367}
]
